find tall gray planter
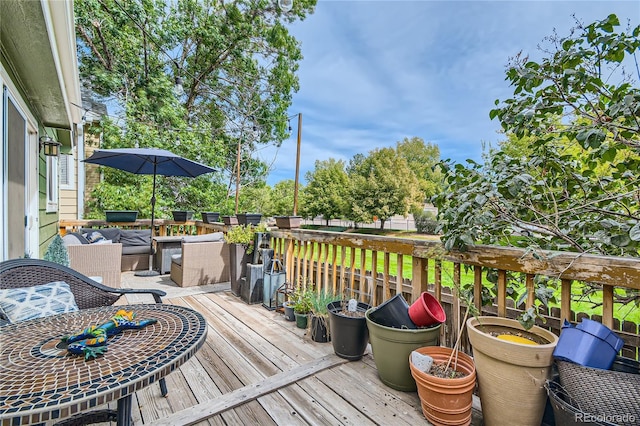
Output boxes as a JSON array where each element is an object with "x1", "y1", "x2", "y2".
[{"x1": 229, "y1": 243, "x2": 251, "y2": 296}]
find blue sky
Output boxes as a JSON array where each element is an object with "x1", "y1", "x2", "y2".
[{"x1": 259, "y1": 0, "x2": 640, "y2": 185}]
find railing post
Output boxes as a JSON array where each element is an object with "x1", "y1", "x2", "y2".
[
  {"x1": 561, "y1": 278, "x2": 572, "y2": 324},
  {"x1": 411, "y1": 257, "x2": 428, "y2": 303}
]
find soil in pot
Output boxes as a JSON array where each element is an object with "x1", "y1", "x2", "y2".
[{"x1": 410, "y1": 346, "x2": 476, "y2": 426}]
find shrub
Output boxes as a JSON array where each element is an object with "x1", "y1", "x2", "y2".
[{"x1": 414, "y1": 210, "x2": 439, "y2": 235}]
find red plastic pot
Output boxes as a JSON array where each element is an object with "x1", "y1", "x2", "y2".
[{"x1": 408, "y1": 292, "x2": 446, "y2": 327}]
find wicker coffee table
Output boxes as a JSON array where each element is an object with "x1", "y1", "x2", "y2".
[{"x1": 0, "y1": 304, "x2": 207, "y2": 426}]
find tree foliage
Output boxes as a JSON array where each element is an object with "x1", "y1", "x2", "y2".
[
  {"x1": 75, "y1": 0, "x2": 317, "y2": 216},
  {"x1": 347, "y1": 147, "x2": 423, "y2": 229},
  {"x1": 299, "y1": 159, "x2": 350, "y2": 224},
  {"x1": 433, "y1": 14, "x2": 640, "y2": 326},
  {"x1": 435, "y1": 14, "x2": 640, "y2": 256},
  {"x1": 396, "y1": 137, "x2": 443, "y2": 200}
]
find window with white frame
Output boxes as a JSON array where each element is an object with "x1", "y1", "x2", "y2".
[
  {"x1": 45, "y1": 155, "x2": 58, "y2": 212},
  {"x1": 60, "y1": 153, "x2": 74, "y2": 189}
]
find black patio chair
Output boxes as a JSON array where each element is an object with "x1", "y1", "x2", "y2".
[{"x1": 0, "y1": 258, "x2": 169, "y2": 398}]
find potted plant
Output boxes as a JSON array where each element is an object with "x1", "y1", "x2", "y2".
[
  {"x1": 409, "y1": 298, "x2": 476, "y2": 425},
  {"x1": 291, "y1": 287, "x2": 312, "y2": 329},
  {"x1": 224, "y1": 223, "x2": 268, "y2": 296},
  {"x1": 328, "y1": 298, "x2": 371, "y2": 360},
  {"x1": 308, "y1": 290, "x2": 338, "y2": 343},
  {"x1": 466, "y1": 316, "x2": 558, "y2": 426}
]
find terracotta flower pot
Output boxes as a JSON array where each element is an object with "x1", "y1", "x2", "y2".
[
  {"x1": 409, "y1": 346, "x2": 476, "y2": 426},
  {"x1": 466, "y1": 316, "x2": 558, "y2": 426}
]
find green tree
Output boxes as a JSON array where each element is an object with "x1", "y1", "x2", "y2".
[
  {"x1": 433, "y1": 14, "x2": 640, "y2": 327},
  {"x1": 75, "y1": 0, "x2": 317, "y2": 216},
  {"x1": 300, "y1": 159, "x2": 350, "y2": 224},
  {"x1": 347, "y1": 147, "x2": 423, "y2": 229},
  {"x1": 268, "y1": 179, "x2": 297, "y2": 216},
  {"x1": 396, "y1": 137, "x2": 443, "y2": 201},
  {"x1": 435, "y1": 14, "x2": 640, "y2": 255}
]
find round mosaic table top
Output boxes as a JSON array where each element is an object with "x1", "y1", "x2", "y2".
[{"x1": 0, "y1": 304, "x2": 207, "y2": 426}]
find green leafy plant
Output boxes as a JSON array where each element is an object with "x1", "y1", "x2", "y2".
[
  {"x1": 223, "y1": 223, "x2": 268, "y2": 254},
  {"x1": 309, "y1": 289, "x2": 339, "y2": 318},
  {"x1": 290, "y1": 287, "x2": 313, "y2": 315}
]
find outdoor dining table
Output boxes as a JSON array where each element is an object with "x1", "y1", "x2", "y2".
[{"x1": 0, "y1": 303, "x2": 207, "y2": 426}]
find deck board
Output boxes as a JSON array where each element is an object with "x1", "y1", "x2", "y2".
[{"x1": 77, "y1": 272, "x2": 478, "y2": 425}]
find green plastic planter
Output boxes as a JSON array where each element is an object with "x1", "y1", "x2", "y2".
[{"x1": 365, "y1": 308, "x2": 441, "y2": 391}]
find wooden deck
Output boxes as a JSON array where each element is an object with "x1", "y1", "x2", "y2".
[{"x1": 101, "y1": 272, "x2": 482, "y2": 426}]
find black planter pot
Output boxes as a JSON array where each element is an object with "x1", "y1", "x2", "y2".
[
  {"x1": 237, "y1": 213, "x2": 262, "y2": 226},
  {"x1": 172, "y1": 210, "x2": 194, "y2": 221},
  {"x1": 328, "y1": 301, "x2": 371, "y2": 360},
  {"x1": 310, "y1": 315, "x2": 330, "y2": 343},
  {"x1": 283, "y1": 301, "x2": 295, "y2": 321},
  {"x1": 201, "y1": 212, "x2": 220, "y2": 223},
  {"x1": 229, "y1": 243, "x2": 251, "y2": 296},
  {"x1": 368, "y1": 293, "x2": 416, "y2": 329},
  {"x1": 222, "y1": 215, "x2": 238, "y2": 226}
]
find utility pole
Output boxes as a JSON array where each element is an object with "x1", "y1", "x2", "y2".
[
  {"x1": 293, "y1": 113, "x2": 302, "y2": 215},
  {"x1": 235, "y1": 139, "x2": 241, "y2": 214}
]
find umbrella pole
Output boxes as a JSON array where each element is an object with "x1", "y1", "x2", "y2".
[{"x1": 135, "y1": 164, "x2": 160, "y2": 277}]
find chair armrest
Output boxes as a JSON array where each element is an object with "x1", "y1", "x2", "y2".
[
  {"x1": 86, "y1": 278, "x2": 166, "y2": 304},
  {"x1": 109, "y1": 287, "x2": 166, "y2": 304}
]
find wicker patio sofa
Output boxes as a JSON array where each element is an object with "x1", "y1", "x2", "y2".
[{"x1": 169, "y1": 233, "x2": 230, "y2": 287}]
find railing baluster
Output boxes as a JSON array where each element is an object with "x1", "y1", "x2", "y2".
[
  {"x1": 383, "y1": 252, "x2": 391, "y2": 301},
  {"x1": 526, "y1": 274, "x2": 535, "y2": 309},
  {"x1": 603, "y1": 284, "x2": 614, "y2": 329},
  {"x1": 561, "y1": 278, "x2": 572, "y2": 324},
  {"x1": 497, "y1": 269, "x2": 507, "y2": 318},
  {"x1": 349, "y1": 247, "x2": 356, "y2": 298},
  {"x1": 397, "y1": 254, "x2": 404, "y2": 300},
  {"x1": 359, "y1": 248, "x2": 367, "y2": 302},
  {"x1": 474, "y1": 266, "x2": 482, "y2": 313},
  {"x1": 371, "y1": 251, "x2": 378, "y2": 306}
]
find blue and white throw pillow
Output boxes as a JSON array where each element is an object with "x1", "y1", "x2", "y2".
[{"x1": 0, "y1": 281, "x2": 79, "y2": 323}]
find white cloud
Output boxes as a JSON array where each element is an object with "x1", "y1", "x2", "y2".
[{"x1": 264, "y1": 0, "x2": 640, "y2": 184}]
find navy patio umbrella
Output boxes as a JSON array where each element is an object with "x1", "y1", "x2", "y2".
[{"x1": 84, "y1": 148, "x2": 216, "y2": 276}]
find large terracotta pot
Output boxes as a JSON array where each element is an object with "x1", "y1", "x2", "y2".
[
  {"x1": 466, "y1": 316, "x2": 558, "y2": 426},
  {"x1": 409, "y1": 346, "x2": 476, "y2": 426}
]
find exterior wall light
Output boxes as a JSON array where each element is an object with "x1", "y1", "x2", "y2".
[{"x1": 39, "y1": 135, "x2": 61, "y2": 157}]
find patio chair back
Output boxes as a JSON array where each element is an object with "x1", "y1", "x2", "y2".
[{"x1": 0, "y1": 258, "x2": 123, "y2": 310}]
